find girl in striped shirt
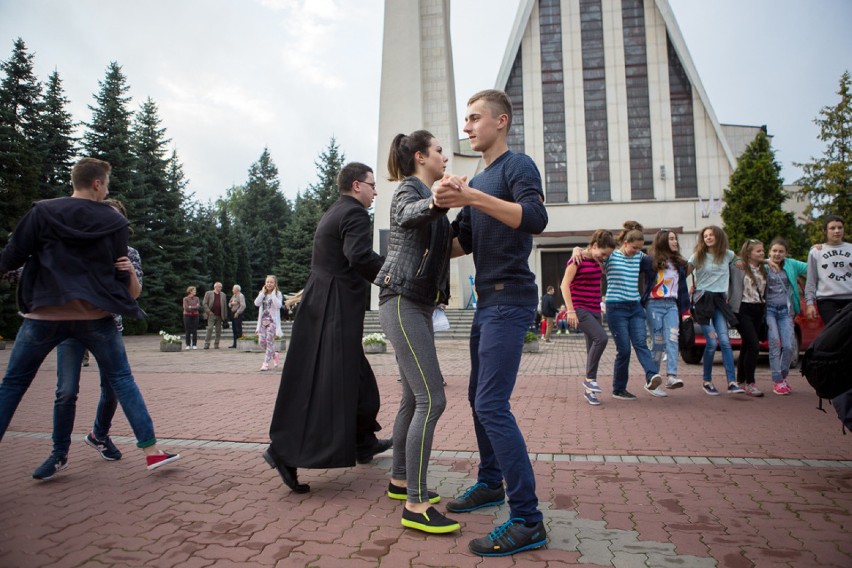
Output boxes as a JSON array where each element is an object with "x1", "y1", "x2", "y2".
[
  {"x1": 603, "y1": 221, "x2": 663, "y2": 400},
  {"x1": 561, "y1": 229, "x2": 617, "y2": 406}
]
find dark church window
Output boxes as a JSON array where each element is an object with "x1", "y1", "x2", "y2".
[
  {"x1": 622, "y1": 0, "x2": 653, "y2": 199},
  {"x1": 667, "y1": 35, "x2": 698, "y2": 198},
  {"x1": 540, "y1": 0, "x2": 568, "y2": 203},
  {"x1": 581, "y1": 0, "x2": 611, "y2": 202}
]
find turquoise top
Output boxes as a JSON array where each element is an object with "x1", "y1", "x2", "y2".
[
  {"x1": 688, "y1": 250, "x2": 735, "y2": 294},
  {"x1": 781, "y1": 257, "x2": 808, "y2": 315}
]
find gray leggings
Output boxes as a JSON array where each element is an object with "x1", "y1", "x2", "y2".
[
  {"x1": 378, "y1": 295, "x2": 447, "y2": 504},
  {"x1": 577, "y1": 308, "x2": 608, "y2": 380}
]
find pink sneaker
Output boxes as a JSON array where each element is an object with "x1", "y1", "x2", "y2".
[
  {"x1": 260, "y1": 363, "x2": 269, "y2": 372},
  {"x1": 773, "y1": 382, "x2": 790, "y2": 396},
  {"x1": 782, "y1": 379, "x2": 792, "y2": 393},
  {"x1": 273, "y1": 352, "x2": 280, "y2": 368}
]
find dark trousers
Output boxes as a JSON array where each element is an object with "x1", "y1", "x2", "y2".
[
  {"x1": 355, "y1": 355, "x2": 381, "y2": 450},
  {"x1": 231, "y1": 315, "x2": 243, "y2": 346},
  {"x1": 183, "y1": 315, "x2": 199, "y2": 347},
  {"x1": 736, "y1": 302, "x2": 763, "y2": 384}
]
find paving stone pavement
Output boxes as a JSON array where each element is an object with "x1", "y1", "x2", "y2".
[{"x1": 0, "y1": 335, "x2": 850, "y2": 567}]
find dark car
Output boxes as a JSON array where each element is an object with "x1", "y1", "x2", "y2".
[{"x1": 680, "y1": 280, "x2": 824, "y2": 367}]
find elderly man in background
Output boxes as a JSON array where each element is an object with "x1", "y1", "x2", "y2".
[{"x1": 202, "y1": 282, "x2": 228, "y2": 349}]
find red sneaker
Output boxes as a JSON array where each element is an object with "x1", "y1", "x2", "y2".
[
  {"x1": 773, "y1": 382, "x2": 790, "y2": 396},
  {"x1": 146, "y1": 451, "x2": 181, "y2": 471}
]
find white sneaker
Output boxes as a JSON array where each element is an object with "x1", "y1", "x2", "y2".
[
  {"x1": 260, "y1": 363, "x2": 269, "y2": 372},
  {"x1": 192, "y1": 346, "x2": 197, "y2": 350},
  {"x1": 645, "y1": 383, "x2": 668, "y2": 397},
  {"x1": 185, "y1": 346, "x2": 190, "y2": 350},
  {"x1": 647, "y1": 374, "x2": 662, "y2": 390},
  {"x1": 666, "y1": 376, "x2": 684, "y2": 389}
]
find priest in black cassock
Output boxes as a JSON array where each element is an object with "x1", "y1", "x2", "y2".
[{"x1": 263, "y1": 162, "x2": 391, "y2": 493}]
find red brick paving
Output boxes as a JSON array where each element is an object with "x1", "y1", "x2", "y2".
[{"x1": 0, "y1": 336, "x2": 850, "y2": 567}]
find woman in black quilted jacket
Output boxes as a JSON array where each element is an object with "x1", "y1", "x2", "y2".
[{"x1": 374, "y1": 130, "x2": 459, "y2": 535}]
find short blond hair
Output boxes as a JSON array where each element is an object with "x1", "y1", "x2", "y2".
[{"x1": 468, "y1": 89, "x2": 513, "y2": 130}]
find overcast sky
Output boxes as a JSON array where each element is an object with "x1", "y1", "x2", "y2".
[{"x1": 1, "y1": 0, "x2": 850, "y2": 203}]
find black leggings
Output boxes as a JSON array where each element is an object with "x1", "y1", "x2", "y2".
[{"x1": 736, "y1": 302, "x2": 763, "y2": 384}]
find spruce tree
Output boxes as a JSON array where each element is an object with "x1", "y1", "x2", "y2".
[
  {"x1": 275, "y1": 138, "x2": 346, "y2": 292},
  {"x1": 722, "y1": 130, "x2": 805, "y2": 257},
  {"x1": 0, "y1": 38, "x2": 43, "y2": 244},
  {"x1": 231, "y1": 148, "x2": 291, "y2": 289},
  {"x1": 276, "y1": 192, "x2": 321, "y2": 292},
  {"x1": 795, "y1": 70, "x2": 852, "y2": 243},
  {"x1": 307, "y1": 136, "x2": 345, "y2": 211},
  {"x1": 126, "y1": 97, "x2": 176, "y2": 331},
  {"x1": 217, "y1": 203, "x2": 237, "y2": 289},
  {"x1": 36, "y1": 70, "x2": 77, "y2": 199},
  {"x1": 82, "y1": 62, "x2": 134, "y2": 197}
]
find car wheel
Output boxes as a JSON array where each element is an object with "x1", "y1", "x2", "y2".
[
  {"x1": 681, "y1": 345, "x2": 703, "y2": 365},
  {"x1": 789, "y1": 331, "x2": 800, "y2": 369}
]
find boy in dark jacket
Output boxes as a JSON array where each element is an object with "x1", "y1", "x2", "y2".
[{"x1": 0, "y1": 157, "x2": 179, "y2": 478}]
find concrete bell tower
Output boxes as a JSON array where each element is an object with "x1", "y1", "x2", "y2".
[{"x1": 372, "y1": 0, "x2": 466, "y2": 308}]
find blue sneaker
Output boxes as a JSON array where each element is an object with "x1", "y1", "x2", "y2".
[
  {"x1": 582, "y1": 379, "x2": 602, "y2": 393},
  {"x1": 469, "y1": 518, "x2": 547, "y2": 556},
  {"x1": 584, "y1": 391, "x2": 601, "y2": 406},
  {"x1": 33, "y1": 455, "x2": 68, "y2": 480},
  {"x1": 446, "y1": 482, "x2": 505, "y2": 513},
  {"x1": 703, "y1": 382, "x2": 720, "y2": 396},
  {"x1": 85, "y1": 432, "x2": 122, "y2": 461}
]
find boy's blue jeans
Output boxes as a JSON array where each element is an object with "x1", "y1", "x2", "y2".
[
  {"x1": 0, "y1": 318, "x2": 156, "y2": 449},
  {"x1": 468, "y1": 304, "x2": 542, "y2": 523},
  {"x1": 51, "y1": 338, "x2": 120, "y2": 457}
]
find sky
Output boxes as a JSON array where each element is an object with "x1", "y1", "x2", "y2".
[{"x1": 1, "y1": 0, "x2": 850, "y2": 204}]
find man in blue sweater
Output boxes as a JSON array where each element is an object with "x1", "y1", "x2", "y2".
[{"x1": 433, "y1": 89, "x2": 548, "y2": 556}]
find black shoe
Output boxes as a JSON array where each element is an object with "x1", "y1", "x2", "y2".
[
  {"x1": 33, "y1": 455, "x2": 68, "y2": 480},
  {"x1": 356, "y1": 438, "x2": 392, "y2": 464},
  {"x1": 387, "y1": 481, "x2": 440, "y2": 504},
  {"x1": 401, "y1": 506, "x2": 460, "y2": 534},
  {"x1": 612, "y1": 390, "x2": 637, "y2": 400},
  {"x1": 469, "y1": 518, "x2": 547, "y2": 556},
  {"x1": 228, "y1": 345, "x2": 236, "y2": 349},
  {"x1": 446, "y1": 482, "x2": 505, "y2": 513},
  {"x1": 203, "y1": 345, "x2": 210, "y2": 350},
  {"x1": 262, "y1": 447, "x2": 309, "y2": 493}
]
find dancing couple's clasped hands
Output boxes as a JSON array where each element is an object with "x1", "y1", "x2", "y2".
[{"x1": 431, "y1": 174, "x2": 473, "y2": 209}]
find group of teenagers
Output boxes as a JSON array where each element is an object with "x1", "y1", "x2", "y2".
[{"x1": 560, "y1": 215, "x2": 851, "y2": 406}]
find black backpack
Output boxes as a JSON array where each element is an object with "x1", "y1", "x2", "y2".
[{"x1": 800, "y1": 303, "x2": 852, "y2": 430}]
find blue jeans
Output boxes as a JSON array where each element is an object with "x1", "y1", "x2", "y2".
[
  {"x1": 606, "y1": 301, "x2": 659, "y2": 392},
  {"x1": 699, "y1": 310, "x2": 736, "y2": 383},
  {"x1": 766, "y1": 303, "x2": 795, "y2": 383},
  {"x1": 647, "y1": 300, "x2": 679, "y2": 378},
  {"x1": 0, "y1": 318, "x2": 156, "y2": 449},
  {"x1": 52, "y1": 339, "x2": 119, "y2": 457},
  {"x1": 468, "y1": 304, "x2": 541, "y2": 523}
]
